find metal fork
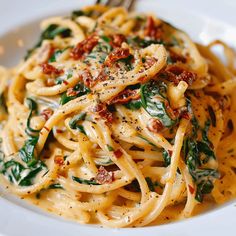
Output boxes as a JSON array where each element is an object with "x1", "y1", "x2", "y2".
[{"x1": 95, "y1": 0, "x2": 136, "y2": 11}]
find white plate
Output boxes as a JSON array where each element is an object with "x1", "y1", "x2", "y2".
[{"x1": 0, "y1": 0, "x2": 236, "y2": 235}]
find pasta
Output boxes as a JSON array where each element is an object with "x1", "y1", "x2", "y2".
[{"x1": 0, "y1": 4, "x2": 236, "y2": 228}]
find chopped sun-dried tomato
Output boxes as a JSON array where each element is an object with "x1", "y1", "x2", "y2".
[
  {"x1": 108, "y1": 89, "x2": 140, "y2": 105},
  {"x1": 66, "y1": 88, "x2": 79, "y2": 97},
  {"x1": 105, "y1": 48, "x2": 130, "y2": 67},
  {"x1": 41, "y1": 63, "x2": 64, "y2": 75},
  {"x1": 180, "y1": 110, "x2": 191, "y2": 120},
  {"x1": 110, "y1": 34, "x2": 126, "y2": 48},
  {"x1": 54, "y1": 155, "x2": 64, "y2": 166},
  {"x1": 145, "y1": 16, "x2": 163, "y2": 40},
  {"x1": 169, "y1": 50, "x2": 187, "y2": 63},
  {"x1": 160, "y1": 65, "x2": 197, "y2": 86},
  {"x1": 79, "y1": 69, "x2": 93, "y2": 88},
  {"x1": 168, "y1": 150, "x2": 173, "y2": 157},
  {"x1": 56, "y1": 129, "x2": 64, "y2": 134},
  {"x1": 188, "y1": 184, "x2": 195, "y2": 194},
  {"x1": 41, "y1": 108, "x2": 54, "y2": 121},
  {"x1": 70, "y1": 34, "x2": 98, "y2": 60},
  {"x1": 147, "y1": 118, "x2": 164, "y2": 133},
  {"x1": 94, "y1": 103, "x2": 113, "y2": 123},
  {"x1": 95, "y1": 166, "x2": 114, "y2": 184},
  {"x1": 114, "y1": 149, "x2": 123, "y2": 158},
  {"x1": 165, "y1": 100, "x2": 178, "y2": 120}
]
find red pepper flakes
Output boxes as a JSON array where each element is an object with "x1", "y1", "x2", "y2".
[
  {"x1": 70, "y1": 34, "x2": 98, "y2": 60},
  {"x1": 188, "y1": 184, "x2": 195, "y2": 194},
  {"x1": 95, "y1": 166, "x2": 114, "y2": 184},
  {"x1": 54, "y1": 155, "x2": 64, "y2": 166},
  {"x1": 41, "y1": 63, "x2": 64, "y2": 75},
  {"x1": 108, "y1": 89, "x2": 140, "y2": 105},
  {"x1": 105, "y1": 48, "x2": 130, "y2": 67},
  {"x1": 114, "y1": 149, "x2": 123, "y2": 158},
  {"x1": 41, "y1": 108, "x2": 54, "y2": 121},
  {"x1": 43, "y1": 126, "x2": 50, "y2": 132},
  {"x1": 56, "y1": 129, "x2": 64, "y2": 134},
  {"x1": 138, "y1": 76, "x2": 148, "y2": 83},
  {"x1": 62, "y1": 80, "x2": 69, "y2": 85},
  {"x1": 168, "y1": 150, "x2": 173, "y2": 157}
]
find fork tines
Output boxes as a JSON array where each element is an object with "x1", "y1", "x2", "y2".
[{"x1": 95, "y1": 0, "x2": 136, "y2": 11}]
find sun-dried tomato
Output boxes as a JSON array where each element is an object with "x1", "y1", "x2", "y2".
[
  {"x1": 188, "y1": 184, "x2": 195, "y2": 194},
  {"x1": 110, "y1": 34, "x2": 126, "y2": 48},
  {"x1": 70, "y1": 34, "x2": 98, "y2": 60},
  {"x1": 160, "y1": 65, "x2": 197, "y2": 86},
  {"x1": 145, "y1": 16, "x2": 163, "y2": 40},
  {"x1": 114, "y1": 149, "x2": 123, "y2": 158},
  {"x1": 54, "y1": 155, "x2": 64, "y2": 166},
  {"x1": 108, "y1": 89, "x2": 140, "y2": 105},
  {"x1": 95, "y1": 166, "x2": 114, "y2": 184},
  {"x1": 147, "y1": 118, "x2": 164, "y2": 133},
  {"x1": 105, "y1": 48, "x2": 130, "y2": 67},
  {"x1": 41, "y1": 63, "x2": 63, "y2": 75},
  {"x1": 94, "y1": 103, "x2": 113, "y2": 123},
  {"x1": 66, "y1": 88, "x2": 79, "y2": 97},
  {"x1": 169, "y1": 50, "x2": 187, "y2": 63}
]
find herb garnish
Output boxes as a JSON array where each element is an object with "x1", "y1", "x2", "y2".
[
  {"x1": 141, "y1": 80, "x2": 176, "y2": 128},
  {"x1": 60, "y1": 82, "x2": 90, "y2": 105},
  {"x1": 72, "y1": 176, "x2": 100, "y2": 185}
]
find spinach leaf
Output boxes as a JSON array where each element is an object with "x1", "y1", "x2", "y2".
[
  {"x1": 195, "y1": 179, "x2": 214, "y2": 202},
  {"x1": 72, "y1": 176, "x2": 100, "y2": 185},
  {"x1": 85, "y1": 36, "x2": 112, "y2": 64},
  {"x1": 71, "y1": 9, "x2": 92, "y2": 20},
  {"x1": 124, "y1": 99, "x2": 142, "y2": 110},
  {"x1": 118, "y1": 55, "x2": 134, "y2": 71},
  {"x1": 60, "y1": 82, "x2": 90, "y2": 105},
  {"x1": 0, "y1": 157, "x2": 47, "y2": 187},
  {"x1": 69, "y1": 113, "x2": 87, "y2": 135},
  {"x1": 162, "y1": 149, "x2": 171, "y2": 167},
  {"x1": 48, "y1": 183, "x2": 64, "y2": 189},
  {"x1": 128, "y1": 36, "x2": 164, "y2": 48},
  {"x1": 25, "y1": 98, "x2": 40, "y2": 137},
  {"x1": 19, "y1": 163, "x2": 45, "y2": 186},
  {"x1": 48, "y1": 49, "x2": 63, "y2": 63},
  {"x1": 25, "y1": 24, "x2": 72, "y2": 60},
  {"x1": 125, "y1": 177, "x2": 160, "y2": 192},
  {"x1": 141, "y1": 80, "x2": 176, "y2": 127},
  {"x1": 184, "y1": 137, "x2": 219, "y2": 202},
  {"x1": 19, "y1": 136, "x2": 39, "y2": 166}
]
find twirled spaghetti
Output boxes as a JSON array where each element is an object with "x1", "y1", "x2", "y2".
[{"x1": 0, "y1": 5, "x2": 236, "y2": 228}]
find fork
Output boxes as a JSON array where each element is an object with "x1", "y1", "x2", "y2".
[{"x1": 95, "y1": 0, "x2": 136, "y2": 11}]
